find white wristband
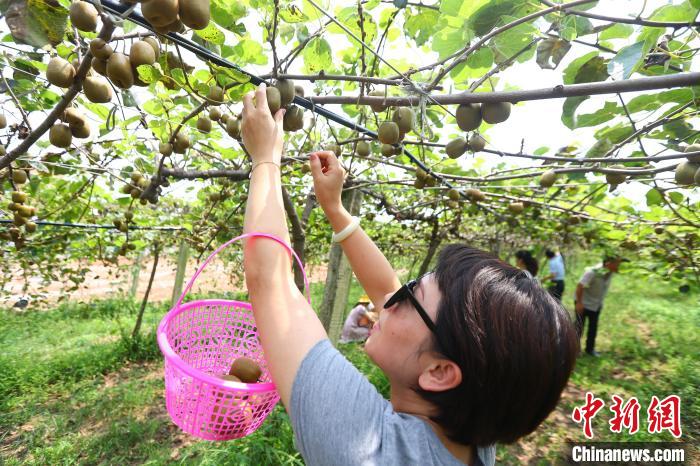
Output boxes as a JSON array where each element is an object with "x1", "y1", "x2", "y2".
[{"x1": 332, "y1": 216, "x2": 361, "y2": 243}]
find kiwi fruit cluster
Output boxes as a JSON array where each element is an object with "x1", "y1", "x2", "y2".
[
  {"x1": 465, "y1": 188, "x2": 486, "y2": 203},
  {"x1": 228, "y1": 356, "x2": 262, "y2": 383},
  {"x1": 675, "y1": 160, "x2": 700, "y2": 186},
  {"x1": 261, "y1": 79, "x2": 304, "y2": 132},
  {"x1": 8, "y1": 184, "x2": 37, "y2": 236},
  {"x1": 141, "y1": 0, "x2": 210, "y2": 33},
  {"x1": 455, "y1": 102, "x2": 512, "y2": 131},
  {"x1": 413, "y1": 167, "x2": 436, "y2": 189},
  {"x1": 69, "y1": 1, "x2": 99, "y2": 32},
  {"x1": 88, "y1": 37, "x2": 159, "y2": 92},
  {"x1": 58, "y1": 107, "x2": 91, "y2": 141},
  {"x1": 120, "y1": 171, "x2": 149, "y2": 201}
]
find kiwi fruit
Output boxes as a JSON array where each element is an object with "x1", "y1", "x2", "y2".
[
  {"x1": 294, "y1": 84, "x2": 305, "y2": 98},
  {"x1": 424, "y1": 176, "x2": 437, "y2": 188},
  {"x1": 654, "y1": 225, "x2": 664, "y2": 235},
  {"x1": 130, "y1": 41, "x2": 157, "y2": 68},
  {"x1": 508, "y1": 202, "x2": 524, "y2": 214},
  {"x1": 63, "y1": 107, "x2": 87, "y2": 128},
  {"x1": 381, "y1": 144, "x2": 395, "y2": 157},
  {"x1": 368, "y1": 90, "x2": 387, "y2": 113},
  {"x1": 466, "y1": 188, "x2": 486, "y2": 202},
  {"x1": 13, "y1": 214, "x2": 26, "y2": 227},
  {"x1": 82, "y1": 76, "x2": 112, "y2": 103},
  {"x1": 158, "y1": 142, "x2": 172, "y2": 157},
  {"x1": 229, "y1": 357, "x2": 262, "y2": 383},
  {"x1": 456, "y1": 103, "x2": 482, "y2": 131},
  {"x1": 282, "y1": 106, "x2": 304, "y2": 132},
  {"x1": 0, "y1": 114, "x2": 6, "y2": 128},
  {"x1": 143, "y1": 37, "x2": 160, "y2": 60},
  {"x1": 694, "y1": 165, "x2": 700, "y2": 185},
  {"x1": 415, "y1": 168, "x2": 427, "y2": 181},
  {"x1": 414, "y1": 178, "x2": 425, "y2": 189},
  {"x1": 197, "y1": 116, "x2": 212, "y2": 133},
  {"x1": 226, "y1": 118, "x2": 241, "y2": 138},
  {"x1": 107, "y1": 53, "x2": 134, "y2": 89},
  {"x1": 447, "y1": 189, "x2": 460, "y2": 201},
  {"x1": 392, "y1": 107, "x2": 414, "y2": 134},
  {"x1": 130, "y1": 187, "x2": 141, "y2": 199},
  {"x1": 266, "y1": 86, "x2": 281, "y2": 114},
  {"x1": 675, "y1": 161, "x2": 698, "y2": 185},
  {"x1": 70, "y1": 1, "x2": 98, "y2": 32},
  {"x1": 91, "y1": 57, "x2": 108, "y2": 75},
  {"x1": 206, "y1": 84, "x2": 225, "y2": 104},
  {"x1": 174, "y1": 132, "x2": 190, "y2": 152},
  {"x1": 46, "y1": 57, "x2": 76, "y2": 88},
  {"x1": 446, "y1": 138, "x2": 468, "y2": 159},
  {"x1": 179, "y1": 0, "x2": 210, "y2": 29},
  {"x1": 605, "y1": 165, "x2": 627, "y2": 185},
  {"x1": 481, "y1": 102, "x2": 511, "y2": 124},
  {"x1": 131, "y1": 172, "x2": 144, "y2": 184},
  {"x1": 468, "y1": 134, "x2": 486, "y2": 152},
  {"x1": 71, "y1": 122, "x2": 91, "y2": 139},
  {"x1": 355, "y1": 141, "x2": 370, "y2": 157},
  {"x1": 0, "y1": 145, "x2": 5, "y2": 156},
  {"x1": 141, "y1": 0, "x2": 179, "y2": 27},
  {"x1": 24, "y1": 222, "x2": 37, "y2": 233},
  {"x1": 90, "y1": 38, "x2": 113, "y2": 60},
  {"x1": 275, "y1": 79, "x2": 295, "y2": 107},
  {"x1": 539, "y1": 170, "x2": 557, "y2": 188},
  {"x1": 220, "y1": 113, "x2": 230, "y2": 124},
  {"x1": 17, "y1": 205, "x2": 34, "y2": 218},
  {"x1": 12, "y1": 169, "x2": 28, "y2": 184},
  {"x1": 154, "y1": 18, "x2": 185, "y2": 34},
  {"x1": 378, "y1": 121, "x2": 400, "y2": 145},
  {"x1": 209, "y1": 106, "x2": 222, "y2": 121},
  {"x1": 325, "y1": 144, "x2": 341, "y2": 157},
  {"x1": 49, "y1": 124, "x2": 73, "y2": 148},
  {"x1": 12, "y1": 191, "x2": 27, "y2": 203},
  {"x1": 684, "y1": 143, "x2": 700, "y2": 163}
]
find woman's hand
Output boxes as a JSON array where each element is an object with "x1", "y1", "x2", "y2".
[
  {"x1": 309, "y1": 150, "x2": 346, "y2": 214},
  {"x1": 241, "y1": 83, "x2": 285, "y2": 163}
]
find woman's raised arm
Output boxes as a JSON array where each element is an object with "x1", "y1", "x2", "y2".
[
  {"x1": 309, "y1": 151, "x2": 402, "y2": 308},
  {"x1": 241, "y1": 83, "x2": 327, "y2": 409}
]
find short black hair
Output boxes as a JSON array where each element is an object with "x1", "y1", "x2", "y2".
[
  {"x1": 515, "y1": 250, "x2": 539, "y2": 277},
  {"x1": 545, "y1": 249, "x2": 555, "y2": 258},
  {"x1": 416, "y1": 245, "x2": 578, "y2": 447}
]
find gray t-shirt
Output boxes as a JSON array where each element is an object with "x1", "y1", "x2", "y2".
[
  {"x1": 579, "y1": 265, "x2": 612, "y2": 311},
  {"x1": 290, "y1": 339, "x2": 496, "y2": 466}
]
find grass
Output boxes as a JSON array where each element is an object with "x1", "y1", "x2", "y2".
[{"x1": 0, "y1": 263, "x2": 697, "y2": 465}]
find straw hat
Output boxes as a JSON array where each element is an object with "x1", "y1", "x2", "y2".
[{"x1": 358, "y1": 294, "x2": 370, "y2": 304}]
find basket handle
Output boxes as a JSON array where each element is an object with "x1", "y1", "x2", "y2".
[{"x1": 175, "y1": 232, "x2": 311, "y2": 308}]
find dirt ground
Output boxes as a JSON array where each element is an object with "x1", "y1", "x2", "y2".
[{"x1": 2, "y1": 259, "x2": 328, "y2": 307}]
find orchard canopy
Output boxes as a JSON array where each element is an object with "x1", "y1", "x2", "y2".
[{"x1": 1, "y1": 0, "x2": 699, "y2": 299}]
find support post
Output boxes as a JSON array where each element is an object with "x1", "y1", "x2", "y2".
[{"x1": 171, "y1": 240, "x2": 190, "y2": 306}]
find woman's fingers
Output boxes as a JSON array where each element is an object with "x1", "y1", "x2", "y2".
[
  {"x1": 255, "y1": 83, "x2": 267, "y2": 110},
  {"x1": 242, "y1": 91, "x2": 254, "y2": 114}
]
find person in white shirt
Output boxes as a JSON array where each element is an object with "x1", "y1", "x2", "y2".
[
  {"x1": 543, "y1": 250, "x2": 566, "y2": 301},
  {"x1": 574, "y1": 256, "x2": 625, "y2": 357}
]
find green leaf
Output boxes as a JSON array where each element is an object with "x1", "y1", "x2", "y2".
[
  {"x1": 608, "y1": 41, "x2": 645, "y2": 79},
  {"x1": 668, "y1": 191, "x2": 684, "y2": 204},
  {"x1": 626, "y1": 89, "x2": 693, "y2": 114},
  {"x1": 302, "y1": 37, "x2": 332, "y2": 73},
  {"x1": 469, "y1": 0, "x2": 537, "y2": 37},
  {"x1": 194, "y1": 23, "x2": 225, "y2": 45},
  {"x1": 649, "y1": 2, "x2": 699, "y2": 22},
  {"x1": 432, "y1": 24, "x2": 472, "y2": 59},
  {"x1": 404, "y1": 10, "x2": 440, "y2": 47},
  {"x1": 211, "y1": 0, "x2": 247, "y2": 31},
  {"x1": 491, "y1": 16, "x2": 538, "y2": 61},
  {"x1": 534, "y1": 147, "x2": 549, "y2": 155},
  {"x1": 599, "y1": 23, "x2": 634, "y2": 41},
  {"x1": 536, "y1": 38, "x2": 571, "y2": 70},
  {"x1": 279, "y1": 4, "x2": 308, "y2": 23},
  {"x1": 575, "y1": 101, "x2": 621, "y2": 128},
  {"x1": 561, "y1": 96, "x2": 588, "y2": 129},
  {"x1": 585, "y1": 138, "x2": 612, "y2": 158},
  {"x1": 232, "y1": 38, "x2": 267, "y2": 65},
  {"x1": 136, "y1": 64, "x2": 161, "y2": 84},
  {"x1": 563, "y1": 52, "x2": 608, "y2": 85},
  {"x1": 559, "y1": 15, "x2": 594, "y2": 41},
  {"x1": 646, "y1": 188, "x2": 663, "y2": 207}
]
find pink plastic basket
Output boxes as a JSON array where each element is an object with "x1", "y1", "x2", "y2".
[{"x1": 157, "y1": 232, "x2": 310, "y2": 440}]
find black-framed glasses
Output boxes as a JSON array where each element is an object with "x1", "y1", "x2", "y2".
[{"x1": 383, "y1": 273, "x2": 440, "y2": 338}]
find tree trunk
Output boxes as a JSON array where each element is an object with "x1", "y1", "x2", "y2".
[
  {"x1": 319, "y1": 187, "x2": 363, "y2": 343},
  {"x1": 129, "y1": 252, "x2": 143, "y2": 298},
  {"x1": 418, "y1": 220, "x2": 442, "y2": 277},
  {"x1": 171, "y1": 240, "x2": 189, "y2": 307},
  {"x1": 282, "y1": 186, "x2": 309, "y2": 292},
  {"x1": 132, "y1": 244, "x2": 160, "y2": 338}
]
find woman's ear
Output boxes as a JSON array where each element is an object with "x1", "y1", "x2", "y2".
[{"x1": 417, "y1": 358, "x2": 462, "y2": 392}]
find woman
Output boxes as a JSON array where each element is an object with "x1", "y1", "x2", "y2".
[
  {"x1": 241, "y1": 84, "x2": 578, "y2": 465},
  {"x1": 515, "y1": 250, "x2": 539, "y2": 279},
  {"x1": 339, "y1": 295, "x2": 375, "y2": 344}
]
